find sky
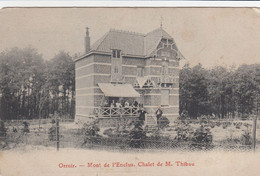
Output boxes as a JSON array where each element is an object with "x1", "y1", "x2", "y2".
[{"x1": 0, "y1": 7, "x2": 260, "y2": 68}]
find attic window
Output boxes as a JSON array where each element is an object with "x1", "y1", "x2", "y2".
[
  {"x1": 161, "y1": 38, "x2": 167, "y2": 44},
  {"x1": 168, "y1": 40, "x2": 173, "y2": 44},
  {"x1": 112, "y1": 49, "x2": 121, "y2": 58},
  {"x1": 161, "y1": 51, "x2": 171, "y2": 57}
]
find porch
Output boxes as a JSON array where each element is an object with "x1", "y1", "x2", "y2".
[{"x1": 94, "y1": 106, "x2": 139, "y2": 118}]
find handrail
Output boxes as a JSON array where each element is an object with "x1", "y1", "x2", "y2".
[{"x1": 95, "y1": 106, "x2": 139, "y2": 118}]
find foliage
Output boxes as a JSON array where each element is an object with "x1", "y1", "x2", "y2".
[
  {"x1": 180, "y1": 64, "x2": 211, "y2": 118},
  {"x1": 46, "y1": 51, "x2": 75, "y2": 117},
  {"x1": 0, "y1": 48, "x2": 75, "y2": 120},
  {"x1": 22, "y1": 121, "x2": 30, "y2": 133},
  {"x1": 0, "y1": 47, "x2": 46, "y2": 119},
  {"x1": 48, "y1": 120, "x2": 56, "y2": 141},
  {"x1": 180, "y1": 63, "x2": 260, "y2": 119},
  {"x1": 0, "y1": 120, "x2": 7, "y2": 137},
  {"x1": 190, "y1": 126, "x2": 213, "y2": 146},
  {"x1": 129, "y1": 121, "x2": 146, "y2": 148},
  {"x1": 82, "y1": 120, "x2": 101, "y2": 145},
  {"x1": 158, "y1": 116, "x2": 170, "y2": 129},
  {"x1": 82, "y1": 121, "x2": 100, "y2": 137},
  {"x1": 240, "y1": 130, "x2": 252, "y2": 145},
  {"x1": 173, "y1": 119, "x2": 213, "y2": 149},
  {"x1": 1, "y1": 46, "x2": 260, "y2": 121},
  {"x1": 174, "y1": 121, "x2": 194, "y2": 141}
]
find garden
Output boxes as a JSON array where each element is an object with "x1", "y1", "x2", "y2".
[{"x1": 0, "y1": 115, "x2": 257, "y2": 152}]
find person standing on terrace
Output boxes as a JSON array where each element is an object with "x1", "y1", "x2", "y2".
[{"x1": 155, "y1": 106, "x2": 163, "y2": 125}]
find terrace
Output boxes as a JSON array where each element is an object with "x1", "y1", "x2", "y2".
[{"x1": 94, "y1": 106, "x2": 139, "y2": 118}]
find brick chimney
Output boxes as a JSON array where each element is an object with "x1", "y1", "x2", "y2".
[{"x1": 85, "y1": 27, "x2": 90, "y2": 53}]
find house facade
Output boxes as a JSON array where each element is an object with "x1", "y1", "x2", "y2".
[{"x1": 74, "y1": 27, "x2": 184, "y2": 124}]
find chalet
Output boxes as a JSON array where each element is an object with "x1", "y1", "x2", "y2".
[{"x1": 74, "y1": 27, "x2": 184, "y2": 125}]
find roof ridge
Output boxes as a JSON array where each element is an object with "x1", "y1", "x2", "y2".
[
  {"x1": 145, "y1": 27, "x2": 162, "y2": 36},
  {"x1": 145, "y1": 27, "x2": 173, "y2": 39},
  {"x1": 109, "y1": 28, "x2": 145, "y2": 36},
  {"x1": 91, "y1": 31, "x2": 110, "y2": 50}
]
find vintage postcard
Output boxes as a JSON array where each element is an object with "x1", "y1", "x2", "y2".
[{"x1": 0, "y1": 7, "x2": 260, "y2": 176}]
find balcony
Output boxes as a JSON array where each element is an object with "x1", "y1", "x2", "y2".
[
  {"x1": 95, "y1": 107, "x2": 139, "y2": 118},
  {"x1": 158, "y1": 75, "x2": 175, "y2": 87}
]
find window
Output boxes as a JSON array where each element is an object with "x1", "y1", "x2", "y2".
[
  {"x1": 162, "y1": 60, "x2": 169, "y2": 75},
  {"x1": 161, "y1": 38, "x2": 167, "y2": 44},
  {"x1": 111, "y1": 49, "x2": 122, "y2": 82},
  {"x1": 161, "y1": 89, "x2": 169, "y2": 106},
  {"x1": 168, "y1": 40, "x2": 173, "y2": 44},
  {"x1": 112, "y1": 61, "x2": 120, "y2": 74},
  {"x1": 112, "y1": 49, "x2": 121, "y2": 58},
  {"x1": 116, "y1": 50, "x2": 121, "y2": 58},
  {"x1": 137, "y1": 66, "x2": 144, "y2": 77},
  {"x1": 112, "y1": 50, "x2": 117, "y2": 58},
  {"x1": 161, "y1": 51, "x2": 171, "y2": 57}
]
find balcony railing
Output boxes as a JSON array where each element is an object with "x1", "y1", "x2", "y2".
[
  {"x1": 95, "y1": 107, "x2": 139, "y2": 118},
  {"x1": 158, "y1": 75, "x2": 175, "y2": 84}
]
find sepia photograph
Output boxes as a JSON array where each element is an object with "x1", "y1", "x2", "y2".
[{"x1": 0, "y1": 7, "x2": 260, "y2": 176}]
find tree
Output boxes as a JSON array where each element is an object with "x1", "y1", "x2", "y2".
[
  {"x1": 207, "y1": 66, "x2": 235, "y2": 118},
  {"x1": 180, "y1": 63, "x2": 260, "y2": 119},
  {"x1": 180, "y1": 64, "x2": 210, "y2": 118},
  {"x1": 233, "y1": 64, "x2": 259, "y2": 118},
  {"x1": 0, "y1": 48, "x2": 75, "y2": 120},
  {"x1": 0, "y1": 47, "x2": 46, "y2": 119},
  {"x1": 47, "y1": 51, "x2": 75, "y2": 117}
]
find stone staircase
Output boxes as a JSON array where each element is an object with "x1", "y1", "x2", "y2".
[{"x1": 145, "y1": 115, "x2": 158, "y2": 131}]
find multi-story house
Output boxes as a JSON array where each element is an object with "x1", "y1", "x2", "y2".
[{"x1": 74, "y1": 27, "x2": 184, "y2": 125}]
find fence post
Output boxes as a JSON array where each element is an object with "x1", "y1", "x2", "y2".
[
  {"x1": 38, "y1": 111, "x2": 41, "y2": 130},
  {"x1": 252, "y1": 116, "x2": 257, "y2": 152},
  {"x1": 254, "y1": 69, "x2": 260, "y2": 152},
  {"x1": 56, "y1": 118, "x2": 60, "y2": 151}
]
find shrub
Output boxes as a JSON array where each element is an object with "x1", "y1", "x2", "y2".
[
  {"x1": 216, "y1": 122, "x2": 221, "y2": 127},
  {"x1": 103, "y1": 128, "x2": 114, "y2": 137},
  {"x1": 236, "y1": 122, "x2": 242, "y2": 129},
  {"x1": 48, "y1": 126, "x2": 56, "y2": 141},
  {"x1": 209, "y1": 122, "x2": 215, "y2": 128},
  {"x1": 129, "y1": 121, "x2": 146, "y2": 148},
  {"x1": 22, "y1": 121, "x2": 30, "y2": 133},
  {"x1": 158, "y1": 116, "x2": 170, "y2": 129},
  {"x1": 240, "y1": 130, "x2": 252, "y2": 146},
  {"x1": 191, "y1": 126, "x2": 212, "y2": 144},
  {"x1": 0, "y1": 120, "x2": 7, "y2": 138},
  {"x1": 0, "y1": 120, "x2": 7, "y2": 148},
  {"x1": 190, "y1": 126, "x2": 213, "y2": 150},
  {"x1": 48, "y1": 120, "x2": 56, "y2": 141},
  {"x1": 174, "y1": 125, "x2": 193, "y2": 142},
  {"x1": 82, "y1": 120, "x2": 101, "y2": 145}
]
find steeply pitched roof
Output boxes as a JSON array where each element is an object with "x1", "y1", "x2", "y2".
[
  {"x1": 91, "y1": 27, "x2": 177, "y2": 57},
  {"x1": 91, "y1": 29, "x2": 144, "y2": 56},
  {"x1": 144, "y1": 28, "x2": 174, "y2": 56},
  {"x1": 145, "y1": 28, "x2": 173, "y2": 39}
]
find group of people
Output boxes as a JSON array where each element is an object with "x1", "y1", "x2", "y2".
[
  {"x1": 104, "y1": 100, "x2": 142, "y2": 109},
  {"x1": 137, "y1": 106, "x2": 163, "y2": 126},
  {"x1": 102, "y1": 99, "x2": 164, "y2": 126},
  {"x1": 102, "y1": 99, "x2": 143, "y2": 116}
]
